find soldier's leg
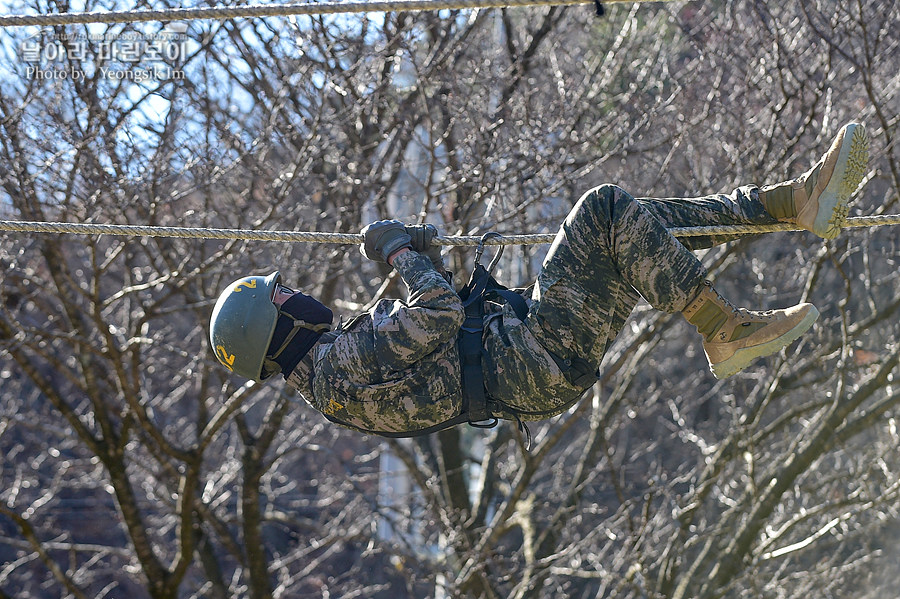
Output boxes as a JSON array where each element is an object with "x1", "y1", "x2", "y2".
[
  {"x1": 526, "y1": 184, "x2": 818, "y2": 381},
  {"x1": 642, "y1": 122, "x2": 870, "y2": 245},
  {"x1": 636, "y1": 185, "x2": 778, "y2": 250},
  {"x1": 526, "y1": 184, "x2": 707, "y2": 371}
]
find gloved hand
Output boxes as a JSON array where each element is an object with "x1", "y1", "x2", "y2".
[
  {"x1": 405, "y1": 224, "x2": 438, "y2": 252},
  {"x1": 406, "y1": 223, "x2": 445, "y2": 271},
  {"x1": 361, "y1": 220, "x2": 412, "y2": 263}
]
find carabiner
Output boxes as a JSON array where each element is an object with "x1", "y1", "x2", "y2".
[{"x1": 474, "y1": 232, "x2": 505, "y2": 274}]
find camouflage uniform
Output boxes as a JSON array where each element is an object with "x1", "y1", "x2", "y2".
[
  {"x1": 287, "y1": 251, "x2": 466, "y2": 434},
  {"x1": 286, "y1": 184, "x2": 779, "y2": 434}
]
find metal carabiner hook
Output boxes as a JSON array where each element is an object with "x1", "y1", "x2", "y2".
[{"x1": 474, "y1": 232, "x2": 504, "y2": 274}]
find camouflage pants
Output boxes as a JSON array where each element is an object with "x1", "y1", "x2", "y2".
[
  {"x1": 485, "y1": 184, "x2": 778, "y2": 417},
  {"x1": 530, "y1": 183, "x2": 778, "y2": 366}
]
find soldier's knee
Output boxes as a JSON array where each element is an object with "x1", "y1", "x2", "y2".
[
  {"x1": 581, "y1": 184, "x2": 638, "y2": 220},
  {"x1": 592, "y1": 183, "x2": 625, "y2": 197}
]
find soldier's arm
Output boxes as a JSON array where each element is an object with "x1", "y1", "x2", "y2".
[{"x1": 370, "y1": 250, "x2": 464, "y2": 373}]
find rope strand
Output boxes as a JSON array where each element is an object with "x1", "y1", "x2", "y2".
[
  {"x1": 0, "y1": 0, "x2": 669, "y2": 28},
  {"x1": 1, "y1": 215, "x2": 898, "y2": 245}
]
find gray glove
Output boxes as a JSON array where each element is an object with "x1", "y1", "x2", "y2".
[
  {"x1": 405, "y1": 224, "x2": 444, "y2": 269},
  {"x1": 361, "y1": 220, "x2": 412, "y2": 263},
  {"x1": 405, "y1": 224, "x2": 438, "y2": 252}
]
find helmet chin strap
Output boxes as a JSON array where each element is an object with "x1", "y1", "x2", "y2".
[{"x1": 266, "y1": 308, "x2": 331, "y2": 362}]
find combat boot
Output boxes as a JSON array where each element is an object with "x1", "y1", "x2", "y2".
[
  {"x1": 760, "y1": 122, "x2": 869, "y2": 240},
  {"x1": 682, "y1": 281, "x2": 819, "y2": 379}
]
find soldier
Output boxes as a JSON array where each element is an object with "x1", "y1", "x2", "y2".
[{"x1": 210, "y1": 123, "x2": 869, "y2": 437}]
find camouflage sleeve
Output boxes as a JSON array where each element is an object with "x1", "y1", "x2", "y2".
[{"x1": 370, "y1": 250, "x2": 464, "y2": 374}]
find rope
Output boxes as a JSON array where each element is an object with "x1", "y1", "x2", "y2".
[
  {"x1": 1, "y1": 215, "x2": 899, "y2": 245},
  {"x1": 668, "y1": 214, "x2": 900, "y2": 237},
  {"x1": 0, "y1": 0, "x2": 668, "y2": 28}
]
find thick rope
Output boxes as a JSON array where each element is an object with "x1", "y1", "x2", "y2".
[
  {"x1": 0, "y1": 0, "x2": 668, "y2": 28},
  {"x1": 1, "y1": 215, "x2": 899, "y2": 246}
]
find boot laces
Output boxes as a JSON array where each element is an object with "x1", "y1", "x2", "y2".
[
  {"x1": 706, "y1": 282, "x2": 776, "y2": 321},
  {"x1": 705, "y1": 281, "x2": 742, "y2": 316}
]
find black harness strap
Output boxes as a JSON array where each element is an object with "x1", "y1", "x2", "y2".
[
  {"x1": 458, "y1": 262, "x2": 494, "y2": 424},
  {"x1": 456, "y1": 233, "x2": 529, "y2": 428}
]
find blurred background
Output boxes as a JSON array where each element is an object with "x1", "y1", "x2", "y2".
[{"x1": 1, "y1": 0, "x2": 898, "y2": 597}]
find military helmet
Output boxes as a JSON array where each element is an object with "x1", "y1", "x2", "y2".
[{"x1": 209, "y1": 271, "x2": 282, "y2": 383}]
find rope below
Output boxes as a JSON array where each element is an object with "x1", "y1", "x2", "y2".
[
  {"x1": 1, "y1": 215, "x2": 898, "y2": 245},
  {"x1": 0, "y1": 0, "x2": 667, "y2": 28}
]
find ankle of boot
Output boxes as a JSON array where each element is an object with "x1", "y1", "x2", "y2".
[
  {"x1": 688, "y1": 302, "x2": 729, "y2": 341},
  {"x1": 682, "y1": 283, "x2": 729, "y2": 341},
  {"x1": 760, "y1": 183, "x2": 797, "y2": 221}
]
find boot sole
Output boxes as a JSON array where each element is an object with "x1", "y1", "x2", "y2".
[
  {"x1": 710, "y1": 306, "x2": 820, "y2": 379},
  {"x1": 813, "y1": 123, "x2": 869, "y2": 240}
]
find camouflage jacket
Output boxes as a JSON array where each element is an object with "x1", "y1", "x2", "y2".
[{"x1": 285, "y1": 251, "x2": 587, "y2": 435}]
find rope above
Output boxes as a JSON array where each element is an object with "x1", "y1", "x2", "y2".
[
  {"x1": 0, "y1": 0, "x2": 666, "y2": 28},
  {"x1": 1, "y1": 215, "x2": 898, "y2": 246}
]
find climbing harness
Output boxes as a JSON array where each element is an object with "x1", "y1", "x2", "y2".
[
  {"x1": 456, "y1": 233, "x2": 536, "y2": 439},
  {"x1": 459, "y1": 233, "x2": 518, "y2": 425},
  {"x1": 311, "y1": 233, "x2": 533, "y2": 441}
]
